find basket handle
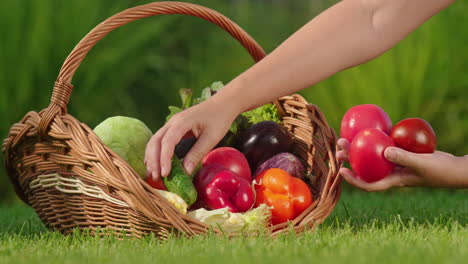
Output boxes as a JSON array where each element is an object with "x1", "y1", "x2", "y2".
[{"x1": 39, "y1": 1, "x2": 282, "y2": 136}]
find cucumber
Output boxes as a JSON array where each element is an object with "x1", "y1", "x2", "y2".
[{"x1": 163, "y1": 157, "x2": 197, "y2": 206}]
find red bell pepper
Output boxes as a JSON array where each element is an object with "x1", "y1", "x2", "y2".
[
  {"x1": 204, "y1": 170, "x2": 254, "y2": 213},
  {"x1": 254, "y1": 168, "x2": 312, "y2": 225}
]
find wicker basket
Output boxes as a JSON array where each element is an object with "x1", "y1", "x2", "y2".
[{"x1": 2, "y1": 1, "x2": 342, "y2": 238}]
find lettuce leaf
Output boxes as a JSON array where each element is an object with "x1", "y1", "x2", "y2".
[
  {"x1": 165, "y1": 106, "x2": 182, "y2": 123},
  {"x1": 241, "y1": 104, "x2": 281, "y2": 124},
  {"x1": 179, "y1": 88, "x2": 192, "y2": 109}
]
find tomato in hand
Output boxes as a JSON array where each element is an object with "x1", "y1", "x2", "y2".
[
  {"x1": 254, "y1": 168, "x2": 312, "y2": 225},
  {"x1": 349, "y1": 128, "x2": 396, "y2": 183},
  {"x1": 340, "y1": 104, "x2": 393, "y2": 142},
  {"x1": 390, "y1": 118, "x2": 437, "y2": 153}
]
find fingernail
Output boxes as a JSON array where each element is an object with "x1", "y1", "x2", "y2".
[
  {"x1": 152, "y1": 171, "x2": 158, "y2": 180},
  {"x1": 146, "y1": 167, "x2": 152, "y2": 178},
  {"x1": 161, "y1": 166, "x2": 168, "y2": 177},
  {"x1": 185, "y1": 161, "x2": 194, "y2": 175}
]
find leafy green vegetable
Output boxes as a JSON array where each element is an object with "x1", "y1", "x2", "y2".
[
  {"x1": 179, "y1": 88, "x2": 193, "y2": 109},
  {"x1": 241, "y1": 104, "x2": 281, "y2": 124},
  {"x1": 241, "y1": 204, "x2": 272, "y2": 232},
  {"x1": 210, "y1": 81, "x2": 224, "y2": 92},
  {"x1": 187, "y1": 204, "x2": 271, "y2": 233},
  {"x1": 166, "y1": 82, "x2": 225, "y2": 122},
  {"x1": 193, "y1": 81, "x2": 224, "y2": 105},
  {"x1": 228, "y1": 115, "x2": 250, "y2": 135},
  {"x1": 166, "y1": 106, "x2": 183, "y2": 123},
  {"x1": 93, "y1": 116, "x2": 153, "y2": 179},
  {"x1": 192, "y1": 87, "x2": 211, "y2": 105}
]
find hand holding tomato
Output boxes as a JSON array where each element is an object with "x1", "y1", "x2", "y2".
[{"x1": 337, "y1": 138, "x2": 468, "y2": 190}]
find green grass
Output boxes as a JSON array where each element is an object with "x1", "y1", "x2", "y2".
[{"x1": 1, "y1": 189, "x2": 467, "y2": 264}]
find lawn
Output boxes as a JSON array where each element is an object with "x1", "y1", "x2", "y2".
[{"x1": 0, "y1": 189, "x2": 466, "y2": 264}]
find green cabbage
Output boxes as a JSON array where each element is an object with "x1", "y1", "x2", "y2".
[{"x1": 94, "y1": 116, "x2": 153, "y2": 179}]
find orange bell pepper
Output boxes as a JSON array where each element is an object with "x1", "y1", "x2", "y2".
[{"x1": 254, "y1": 168, "x2": 313, "y2": 225}]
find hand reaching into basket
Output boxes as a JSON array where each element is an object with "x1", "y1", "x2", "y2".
[
  {"x1": 145, "y1": 92, "x2": 241, "y2": 179},
  {"x1": 337, "y1": 138, "x2": 468, "y2": 191}
]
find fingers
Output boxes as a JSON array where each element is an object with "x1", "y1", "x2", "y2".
[
  {"x1": 336, "y1": 138, "x2": 350, "y2": 162},
  {"x1": 339, "y1": 143, "x2": 430, "y2": 191},
  {"x1": 336, "y1": 151, "x2": 349, "y2": 162},
  {"x1": 337, "y1": 138, "x2": 350, "y2": 152},
  {"x1": 340, "y1": 167, "x2": 398, "y2": 192},
  {"x1": 145, "y1": 125, "x2": 169, "y2": 181},
  {"x1": 159, "y1": 123, "x2": 191, "y2": 177},
  {"x1": 341, "y1": 166, "x2": 423, "y2": 191},
  {"x1": 340, "y1": 168, "x2": 385, "y2": 191},
  {"x1": 384, "y1": 147, "x2": 425, "y2": 169},
  {"x1": 145, "y1": 116, "x2": 191, "y2": 179},
  {"x1": 340, "y1": 167, "x2": 393, "y2": 191},
  {"x1": 184, "y1": 131, "x2": 220, "y2": 175}
]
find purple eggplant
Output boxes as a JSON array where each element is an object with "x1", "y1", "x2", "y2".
[
  {"x1": 235, "y1": 121, "x2": 293, "y2": 172},
  {"x1": 175, "y1": 137, "x2": 197, "y2": 159},
  {"x1": 255, "y1": 152, "x2": 305, "y2": 180}
]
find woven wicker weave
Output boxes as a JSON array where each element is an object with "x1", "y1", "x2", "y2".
[{"x1": 2, "y1": 1, "x2": 342, "y2": 238}]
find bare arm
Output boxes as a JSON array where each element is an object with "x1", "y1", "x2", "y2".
[
  {"x1": 145, "y1": 0, "x2": 457, "y2": 179},
  {"x1": 213, "y1": 0, "x2": 457, "y2": 112}
]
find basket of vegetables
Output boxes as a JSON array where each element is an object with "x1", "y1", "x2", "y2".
[{"x1": 2, "y1": 1, "x2": 342, "y2": 238}]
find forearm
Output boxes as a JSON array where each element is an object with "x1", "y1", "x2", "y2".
[
  {"x1": 416, "y1": 153, "x2": 468, "y2": 189},
  {"x1": 438, "y1": 155, "x2": 468, "y2": 188},
  {"x1": 214, "y1": 0, "x2": 455, "y2": 112}
]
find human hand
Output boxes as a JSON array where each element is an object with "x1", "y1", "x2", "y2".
[
  {"x1": 337, "y1": 138, "x2": 468, "y2": 191},
  {"x1": 145, "y1": 94, "x2": 240, "y2": 181}
]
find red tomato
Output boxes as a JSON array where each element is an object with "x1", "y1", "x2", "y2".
[
  {"x1": 390, "y1": 118, "x2": 436, "y2": 153},
  {"x1": 146, "y1": 176, "x2": 166, "y2": 190},
  {"x1": 349, "y1": 128, "x2": 396, "y2": 183},
  {"x1": 340, "y1": 104, "x2": 393, "y2": 142},
  {"x1": 201, "y1": 147, "x2": 252, "y2": 181}
]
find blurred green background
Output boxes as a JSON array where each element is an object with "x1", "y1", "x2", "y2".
[{"x1": 1, "y1": 0, "x2": 467, "y2": 202}]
